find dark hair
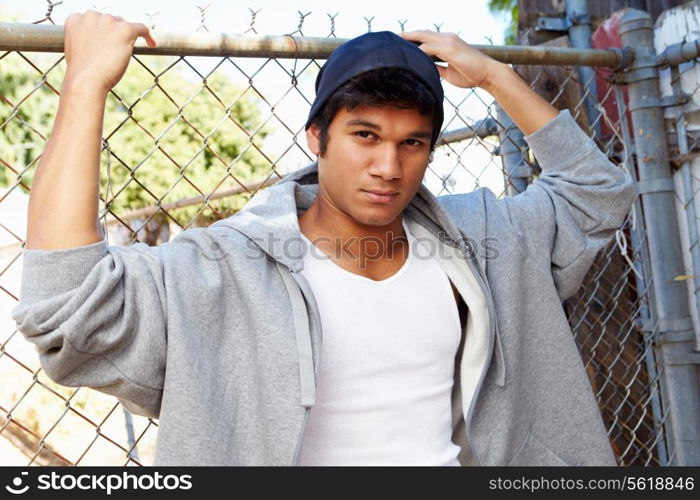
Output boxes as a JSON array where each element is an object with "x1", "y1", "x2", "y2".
[{"x1": 310, "y1": 67, "x2": 441, "y2": 156}]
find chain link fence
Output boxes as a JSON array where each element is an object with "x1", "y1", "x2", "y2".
[{"x1": 1, "y1": 2, "x2": 696, "y2": 466}]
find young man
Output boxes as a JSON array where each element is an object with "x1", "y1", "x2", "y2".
[{"x1": 12, "y1": 12, "x2": 636, "y2": 466}]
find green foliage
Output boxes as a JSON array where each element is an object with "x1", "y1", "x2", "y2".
[
  {"x1": 488, "y1": 0, "x2": 519, "y2": 45},
  {"x1": 102, "y1": 56, "x2": 270, "y2": 227},
  {"x1": 0, "y1": 49, "x2": 270, "y2": 229},
  {"x1": 0, "y1": 52, "x2": 59, "y2": 189}
]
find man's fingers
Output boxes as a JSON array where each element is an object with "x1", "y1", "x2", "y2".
[
  {"x1": 412, "y1": 41, "x2": 440, "y2": 58},
  {"x1": 399, "y1": 30, "x2": 438, "y2": 43},
  {"x1": 400, "y1": 31, "x2": 449, "y2": 61},
  {"x1": 129, "y1": 22, "x2": 157, "y2": 48}
]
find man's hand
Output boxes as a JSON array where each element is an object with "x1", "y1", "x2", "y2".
[
  {"x1": 399, "y1": 30, "x2": 504, "y2": 90},
  {"x1": 63, "y1": 10, "x2": 157, "y2": 95},
  {"x1": 401, "y1": 29, "x2": 558, "y2": 136}
]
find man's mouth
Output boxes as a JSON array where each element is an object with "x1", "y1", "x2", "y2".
[{"x1": 362, "y1": 190, "x2": 400, "y2": 204}]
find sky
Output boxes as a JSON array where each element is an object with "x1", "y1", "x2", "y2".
[
  {"x1": 1, "y1": 1, "x2": 507, "y2": 42},
  {"x1": 0, "y1": 1, "x2": 510, "y2": 207}
]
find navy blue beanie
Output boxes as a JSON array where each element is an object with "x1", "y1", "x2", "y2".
[{"x1": 305, "y1": 31, "x2": 444, "y2": 145}]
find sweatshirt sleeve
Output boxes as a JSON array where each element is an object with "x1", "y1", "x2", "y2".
[
  {"x1": 500, "y1": 109, "x2": 637, "y2": 301},
  {"x1": 10, "y1": 237, "x2": 171, "y2": 419}
]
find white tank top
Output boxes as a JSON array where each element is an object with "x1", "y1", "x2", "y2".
[{"x1": 295, "y1": 217, "x2": 462, "y2": 466}]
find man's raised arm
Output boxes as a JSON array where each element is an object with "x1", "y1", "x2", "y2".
[
  {"x1": 12, "y1": 12, "x2": 171, "y2": 418},
  {"x1": 26, "y1": 10, "x2": 156, "y2": 250},
  {"x1": 403, "y1": 30, "x2": 637, "y2": 300}
]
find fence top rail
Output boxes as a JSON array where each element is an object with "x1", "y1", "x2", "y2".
[{"x1": 0, "y1": 22, "x2": 631, "y2": 68}]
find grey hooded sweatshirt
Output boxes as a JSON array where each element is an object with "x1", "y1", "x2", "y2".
[{"x1": 12, "y1": 110, "x2": 637, "y2": 466}]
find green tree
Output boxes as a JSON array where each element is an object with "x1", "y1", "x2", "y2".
[
  {"x1": 0, "y1": 50, "x2": 59, "y2": 188},
  {"x1": 488, "y1": 0, "x2": 518, "y2": 45},
  {"x1": 0, "y1": 7, "x2": 58, "y2": 189},
  {"x1": 102, "y1": 55, "x2": 270, "y2": 232},
  {"x1": 1, "y1": 42, "x2": 270, "y2": 242}
]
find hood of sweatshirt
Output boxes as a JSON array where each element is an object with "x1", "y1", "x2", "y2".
[{"x1": 209, "y1": 161, "x2": 485, "y2": 274}]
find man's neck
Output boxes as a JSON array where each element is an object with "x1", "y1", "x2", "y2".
[{"x1": 298, "y1": 197, "x2": 408, "y2": 272}]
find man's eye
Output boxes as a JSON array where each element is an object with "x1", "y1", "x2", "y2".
[
  {"x1": 354, "y1": 131, "x2": 373, "y2": 138},
  {"x1": 404, "y1": 139, "x2": 424, "y2": 147}
]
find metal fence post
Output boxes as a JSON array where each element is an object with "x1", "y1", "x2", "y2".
[
  {"x1": 565, "y1": 0, "x2": 601, "y2": 136},
  {"x1": 613, "y1": 83, "x2": 669, "y2": 465},
  {"x1": 122, "y1": 409, "x2": 140, "y2": 462},
  {"x1": 619, "y1": 9, "x2": 700, "y2": 465},
  {"x1": 495, "y1": 104, "x2": 530, "y2": 197}
]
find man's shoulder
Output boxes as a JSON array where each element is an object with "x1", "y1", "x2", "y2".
[
  {"x1": 435, "y1": 187, "x2": 517, "y2": 242},
  {"x1": 436, "y1": 187, "x2": 494, "y2": 209},
  {"x1": 436, "y1": 187, "x2": 499, "y2": 220}
]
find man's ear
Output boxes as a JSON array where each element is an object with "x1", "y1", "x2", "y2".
[{"x1": 306, "y1": 123, "x2": 321, "y2": 156}]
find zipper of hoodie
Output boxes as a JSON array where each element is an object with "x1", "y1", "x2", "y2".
[
  {"x1": 462, "y1": 255, "x2": 498, "y2": 467},
  {"x1": 438, "y1": 227, "x2": 497, "y2": 467},
  {"x1": 288, "y1": 269, "x2": 323, "y2": 466}
]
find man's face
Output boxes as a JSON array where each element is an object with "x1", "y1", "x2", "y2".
[{"x1": 306, "y1": 104, "x2": 433, "y2": 228}]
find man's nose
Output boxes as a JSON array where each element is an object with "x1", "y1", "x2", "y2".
[{"x1": 368, "y1": 144, "x2": 402, "y2": 180}]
